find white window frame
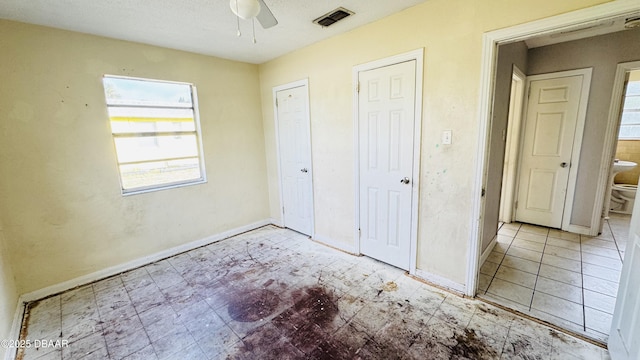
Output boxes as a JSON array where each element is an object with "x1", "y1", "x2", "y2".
[{"x1": 103, "y1": 75, "x2": 207, "y2": 195}]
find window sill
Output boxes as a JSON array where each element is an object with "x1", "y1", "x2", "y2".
[{"x1": 121, "y1": 178, "x2": 207, "y2": 196}]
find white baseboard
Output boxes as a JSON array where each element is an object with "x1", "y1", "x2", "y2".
[
  {"x1": 479, "y1": 236, "x2": 498, "y2": 266},
  {"x1": 20, "y1": 219, "x2": 271, "y2": 303},
  {"x1": 414, "y1": 269, "x2": 466, "y2": 295},
  {"x1": 4, "y1": 297, "x2": 26, "y2": 360},
  {"x1": 565, "y1": 224, "x2": 595, "y2": 236},
  {"x1": 313, "y1": 234, "x2": 358, "y2": 255}
]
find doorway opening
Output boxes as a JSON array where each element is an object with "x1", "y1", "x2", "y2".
[{"x1": 470, "y1": 1, "x2": 640, "y2": 346}]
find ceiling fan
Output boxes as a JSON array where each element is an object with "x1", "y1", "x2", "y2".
[{"x1": 230, "y1": 0, "x2": 278, "y2": 43}]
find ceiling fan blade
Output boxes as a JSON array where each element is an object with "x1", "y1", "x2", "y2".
[{"x1": 256, "y1": 0, "x2": 278, "y2": 28}]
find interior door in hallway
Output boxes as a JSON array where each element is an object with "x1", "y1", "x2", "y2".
[
  {"x1": 358, "y1": 60, "x2": 416, "y2": 270},
  {"x1": 277, "y1": 84, "x2": 313, "y2": 236},
  {"x1": 515, "y1": 71, "x2": 589, "y2": 229}
]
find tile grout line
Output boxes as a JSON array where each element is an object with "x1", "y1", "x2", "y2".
[
  {"x1": 483, "y1": 223, "x2": 519, "y2": 296},
  {"x1": 118, "y1": 269, "x2": 160, "y2": 360},
  {"x1": 607, "y1": 216, "x2": 625, "y2": 263},
  {"x1": 95, "y1": 281, "x2": 115, "y2": 360},
  {"x1": 527, "y1": 228, "x2": 549, "y2": 312},
  {"x1": 58, "y1": 292, "x2": 63, "y2": 358}
]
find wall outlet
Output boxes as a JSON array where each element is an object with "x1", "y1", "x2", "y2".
[{"x1": 442, "y1": 130, "x2": 452, "y2": 145}]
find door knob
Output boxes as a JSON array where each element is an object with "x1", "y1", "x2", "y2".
[
  {"x1": 400, "y1": 177, "x2": 410, "y2": 184},
  {"x1": 560, "y1": 162, "x2": 568, "y2": 168},
  {"x1": 300, "y1": 168, "x2": 308, "y2": 173}
]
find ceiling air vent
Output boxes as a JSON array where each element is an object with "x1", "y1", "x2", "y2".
[{"x1": 313, "y1": 7, "x2": 354, "y2": 27}]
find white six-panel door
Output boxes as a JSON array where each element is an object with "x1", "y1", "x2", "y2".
[
  {"x1": 276, "y1": 84, "x2": 313, "y2": 236},
  {"x1": 515, "y1": 72, "x2": 589, "y2": 229},
  {"x1": 358, "y1": 60, "x2": 416, "y2": 270}
]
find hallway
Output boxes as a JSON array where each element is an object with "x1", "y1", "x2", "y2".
[{"x1": 478, "y1": 214, "x2": 628, "y2": 343}]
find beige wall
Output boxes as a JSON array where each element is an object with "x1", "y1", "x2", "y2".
[
  {"x1": 259, "y1": 0, "x2": 609, "y2": 284},
  {"x1": 615, "y1": 72, "x2": 640, "y2": 184},
  {"x1": 0, "y1": 20, "x2": 270, "y2": 294},
  {"x1": 615, "y1": 141, "x2": 640, "y2": 185},
  {"x1": 482, "y1": 42, "x2": 528, "y2": 253},
  {"x1": 0, "y1": 226, "x2": 18, "y2": 360},
  {"x1": 528, "y1": 28, "x2": 640, "y2": 227}
]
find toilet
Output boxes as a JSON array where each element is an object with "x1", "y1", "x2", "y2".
[{"x1": 610, "y1": 183, "x2": 637, "y2": 214}]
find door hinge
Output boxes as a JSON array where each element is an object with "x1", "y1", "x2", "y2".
[
  {"x1": 358, "y1": 228, "x2": 361, "y2": 237},
  {"x1": 481, "y1": 188, "x2": 486, "y2": 197},
  {"x1": 282, "y1": 206, "x2": 285, "y2": 214},
  {"x1": 275, "y1": 98, "x2": 278, "y2": 107},
  {"x1": 515, "y1": 201, "x2": 518, "y2": 209},
  {"x1": 356, "y1": 82, "x2": 360, "y2": 93},
  {"x1": 527, "y1": 86, "x2": 531, "y2": 99}
]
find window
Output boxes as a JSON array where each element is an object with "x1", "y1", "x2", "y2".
[
  {"x1": 618, "y1": 78, "x2": 640, "y2": 140},
  {"x1": 102, "y1": 75, "x2": 206, "y2": 194}
]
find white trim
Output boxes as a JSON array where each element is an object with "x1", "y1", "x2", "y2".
[
  {"x1": 269, "y1": 217, "x2": 284, "y2": 227},
  {"x1": 4, "y1": 299, "x2": 25, "y2": 360},
  {"x1": 353, "y1": 64, "x2": 361, "y2": 256},
  {"x1": 352, "y1": 48, "x2": 424, "y2": 274},
  {"x1": 565, "y1": 224, "x2": 592, "y2": 236},
  {"x1": 479, "y1": 236, "x2": 498, "y2": 266},
  {"x1": 599, "y1": 61, "x2": 640, "y2": 234},
  {"x1": 468, "y1": 31, "x2": 498, "y2": 297},
  {"x1": 272, "y1": 79, "x2": 315, "y2": 238},
  {"x1": 499, "y1": 66, "x2": 526, "y2": 223},
  {"x1": 313, "y1": 233, "x2": 358, "y2": 254},
  {"x1": 469, "y1": 0, "x2": 640, "y2": 298},
  {"x1": 414, "y1": 269, "x2": 466, "y2": 295},
  {"x1": 19, "y1": 219, "x2": 271, "y2": 302}
]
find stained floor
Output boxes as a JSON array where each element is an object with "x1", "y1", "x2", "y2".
[
  {"x1": 15, "y1": 226, "x2": 609, "y2": 359},
  {"x1": 478, "y1": 215, "x2": 627, "y2": 343}
]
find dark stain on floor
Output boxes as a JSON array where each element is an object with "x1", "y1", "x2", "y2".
[
  {"x1": 223, "y1": 273, "x2": 500, "y2": 360},
  {"x1": 508, "y1": 337, "x2": 545, "y2": 360},
  {"x1": 227, "y1": 289, "x2": 280, "y2": 322},
  {"x1": 229, "y1": 285, "x2": 343, "y2": 359},
  {"x1": 451, "y1": 328, "x2": 496, "y2": 359},
  {"x1": 549, "y1": 329, "x2": 568, "y2": 343}
]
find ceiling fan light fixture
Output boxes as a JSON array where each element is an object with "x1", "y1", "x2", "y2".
[{"x1": 230, "y1": 0, "x2": 261, "y2": 20}]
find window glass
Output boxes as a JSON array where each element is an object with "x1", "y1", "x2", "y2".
[
  {"x1": 102, "y1": 76, "x2": 206, "y2": 194},
  {"x1": 619, "y1": 80, "x2": 640, "y2": 140}
]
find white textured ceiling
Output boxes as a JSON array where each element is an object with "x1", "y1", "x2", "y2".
[{"x1": 0, "y1": 0, "x2": 429, "y2": 64}]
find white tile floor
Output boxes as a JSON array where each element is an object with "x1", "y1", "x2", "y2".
[
  {"x1": 478, "y1": 214, "x2": 628, "y2": 343},
  {"x1": 15, "y1": 226, "x2": 610, "y2": 359}
]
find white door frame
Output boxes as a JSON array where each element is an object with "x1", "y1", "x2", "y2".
[
  {"x1": 499, "y1": 65, "x2": 526, "y2": 223},
  {"x1": 601, "y1": 61, "x2": 640, "y2": 227},
  {"x1": 353, "y1": 48, "x2": 424, "y2": 275},
  {"x1": 273, "y1": 78, "x2": 315, "y2": 237},
  {"x1": 468, "y1": 0, "x2": 640, "y2": 297},
  {"x1": 515, "y1": 68, "x2": 592, "y2": 230}
]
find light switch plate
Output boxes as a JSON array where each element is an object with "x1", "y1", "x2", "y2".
[{"x1": 442, "y1": 130, "x2": 452, "y2": 145}]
